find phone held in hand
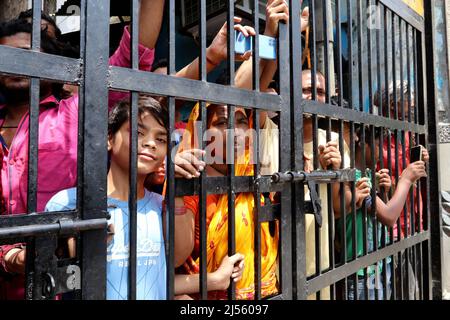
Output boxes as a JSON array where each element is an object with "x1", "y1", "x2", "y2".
[
  {"x1": 234, "y1": 30, "x2": 277, "y2": 60},
  {"x1": 410, "y1": 145, "x2": 423, "y2": 163}
]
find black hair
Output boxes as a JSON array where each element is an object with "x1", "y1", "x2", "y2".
[
  {"x1": 18, "y1": 9, "x2": 62, "y2": 39},
  {"x1": 0, "y1": 19, "x2": 61, "y2": 56},
  {"x1": 356, "y1": 125, "x2": 384, "y2": 146},
  {"x1": 151, "y1": 58, "x2": 168, "y2": 72},
  {"x1": 108, "y1": 94, "x2": 169, "y2": 136}
]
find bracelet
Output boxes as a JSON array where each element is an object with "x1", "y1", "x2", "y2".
[{"x1": 174, "y1": 206, "x2": 188, "y2": 216}]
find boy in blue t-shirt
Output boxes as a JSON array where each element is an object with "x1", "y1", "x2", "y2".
[{"x1": 46, "y1": 96, "x2": 170, "y2": 300}]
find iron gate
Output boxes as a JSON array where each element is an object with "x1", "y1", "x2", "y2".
[{"x1": 0, "y1": 0, "x2": 443, "y2": 300}]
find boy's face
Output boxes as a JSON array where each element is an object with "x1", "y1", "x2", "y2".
[{"x1": 108, "y1": 112, "x2": 167, "y2": 175}]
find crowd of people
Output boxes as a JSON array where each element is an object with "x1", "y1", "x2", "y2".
[{"x1": 0, "y1": 0, "x2": 428, "y2": 300}]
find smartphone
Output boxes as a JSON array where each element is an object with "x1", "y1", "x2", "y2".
[
  {"x1": 235, "y1": 30, "x2": 277, "y2": 60},
  {"x1": 411, "y1": 145, "x2": 423, "y2": 162}
]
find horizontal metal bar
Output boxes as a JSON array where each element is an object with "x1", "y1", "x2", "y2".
[
  {"x1": 0, "y1": 218, "x2": 107, "y2": 239},
  {"x1": 307, "y1": 231, "x2": 429, "y2": 295},
  {"x1": 109, "y1": 67, "x2": 283, "y2": 111},
  {"x1": 304, "y1": 100, "x2": 426, "y2": 134},
  {"x1": 272, "y1": 169, "x2": 356, "y2": 184},
  {"x1": 0, "y1": 46, "x2": 82, "y2": 83},
  {"x1": 175, "y1": 169, "x2": 356, "y2": 197},
  {"x1": 174, "y1": 176, "x2": 285, "y2": 196},
  {"x1": 0, "y1": 211, "x2": 78, "y2": 228},
  {"x1": 379, "y1": 0, "x2": 424, "y2": 32}
]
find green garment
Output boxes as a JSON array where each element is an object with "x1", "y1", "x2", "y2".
[{"x1": 336, "y1": 169, "x2": 390, "y2": 276}]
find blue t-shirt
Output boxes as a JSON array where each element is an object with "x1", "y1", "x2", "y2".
[{"x1": 45, "y1": 188, "x2": 167, "y2": 300}]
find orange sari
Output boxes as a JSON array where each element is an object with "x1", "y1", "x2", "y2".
[{"x1": 178, "y1": 103, "x2": 279, "y2": 300}]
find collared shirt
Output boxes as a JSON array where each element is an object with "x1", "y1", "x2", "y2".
[{"x1": 0, "y1": 26, "x2": 154, "y2": 300}]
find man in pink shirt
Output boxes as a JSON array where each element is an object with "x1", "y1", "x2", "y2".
[{"x1": 0, "y1": 0, "x2": 165, "y2": 299}]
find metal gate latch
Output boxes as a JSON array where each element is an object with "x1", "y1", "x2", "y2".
[{"x1": 306, "y1": 180, "x2": 322, "y2": 228}]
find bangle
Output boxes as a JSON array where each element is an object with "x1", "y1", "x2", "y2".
[{"x1": 175, "y1": 206, "x2": 187, "y2": 216}]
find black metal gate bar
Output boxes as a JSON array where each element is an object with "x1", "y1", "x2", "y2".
[
  {"x1": 79, "y1": 0, "x2": 110, "y2": 300},
  {"x1": 198, "y1": 0, "x2": 207, "y2": 300},
  {"x1": 24, "y1": 0, "x2": 42, "y2": 300},
  {"x1": 278, "y1": 0, "x2": 292, "y2": 300},
  {"x1": 226, "y1": 0, "x2": 236, "y2": 301},
  {"x1": 423, "y1": 0, "x2": 443, "y2": 300},
  {"x1": 165, "y1": 0, "x2": 176, "y2": 301},
  {"x1": 108, "y1": 67, "x2": 282, "y2": 111},
  {"x1": 252, "y1": 0, "x2": 262, "y2": 301},
  {"x1": 127, "y1": 0, "x2": 140, "y2": 301}
]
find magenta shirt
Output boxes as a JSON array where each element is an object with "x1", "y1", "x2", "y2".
[{"x1": 0, "y1": 26, "x2": 154, "y2": 299}]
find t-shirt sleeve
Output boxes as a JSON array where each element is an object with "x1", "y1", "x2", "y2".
[{"x1": 45, "y1": 188, "x2": 77, "y2": 212}]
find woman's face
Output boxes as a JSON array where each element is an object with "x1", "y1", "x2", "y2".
[{"x1": 206, "y1": 104, "x2": 250, "y2": 164}]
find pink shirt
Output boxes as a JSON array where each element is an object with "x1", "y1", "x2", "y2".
[{"x1": 0, "y1": 26, "x2": 154, "y2": 299}]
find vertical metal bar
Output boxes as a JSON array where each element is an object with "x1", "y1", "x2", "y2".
[
  {"x1": 370, "y1": 125, "x2": 378, "y2": 301},
  {"x1": 312, "y1": 114, "x2": 320, "y2": 299},
  {"x1": 326, "y1": 119, "x2": 335, "y2": 299},
  {"x1": 379, "y1": 127, "x2": 389, "y2": 299},
  {"x1": 406, "y1": 25, "x2": 412, "y2": 124},
  {"x1": 357, "y1": 0, "x2": 364, "y2": 112},
  {"x1": 74, "y1": 0, "x2": 88, "y2": 300},
  {"x1": 423, "y1": 0, "x2": 443, "y2": 300},
  {"x1": 347, "y1": 0, "x2": 353, "y2": 109},
  {"x1": 334, "y1": 0, "x2": 343, "y2": 106},
  {"x1": 348, "y1": 120, "x2": 355, "y2": 300},
  {"x1": 127, "y1": 0, "x2": 140, "y2": 301},
  {"x1": 25, "y1": 0, "x2": 42, "y2": 300},
  {"x1": 310, "y1": 0, "x2": 317, "y2": 99},
  {"x1": 384, "y1": 7, "x2": 390, "y2": 120},
  {"x1": 360, "y1": 123, "x2": 369, "y2": 300},
  {"x1": 252, "y1": 0, "x2": 261, "y2": 301},
  {"x1": 392, "y1": 15, "x2": 398, "y2": 120},
  {"x1": 399, "y1": 19, "x2": 405, "y2": 122},
  {"x1": 289, "y1": 0, "x2": 302, "y2": 300},
  {"x1": 226, "y1": 0, "x2": 236, "y2": 301},
  {"x1": 80, "y1": 0, "x2": 110, "y2": 300},
  {"x1": 198, "y1": 0, "x2": 207, "y2": 299},
  {"x1": 322, "y1": 0, "x2": 330, "y2": 104},
  {"x1": 165, "y1": 0, "x2": 176, "y2": 300},
  {"x1": 377, "y1": 2, "x2": 383, "y2": 117},
  {"x1": 367, "y1": 0, "x2": 373, "y2": 115}
]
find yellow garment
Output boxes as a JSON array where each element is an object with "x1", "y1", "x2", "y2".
[{"x1": 179, "y1": 103, "x2": 279, "y2": 300}]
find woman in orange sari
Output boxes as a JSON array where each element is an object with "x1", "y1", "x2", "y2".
[{"x1": 175, "y1": 102, "x2": 279, "y2": 300}]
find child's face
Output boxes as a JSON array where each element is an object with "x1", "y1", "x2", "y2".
[{"x1": 109, "y1": 112, "x2": 167, "y2": 176}]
